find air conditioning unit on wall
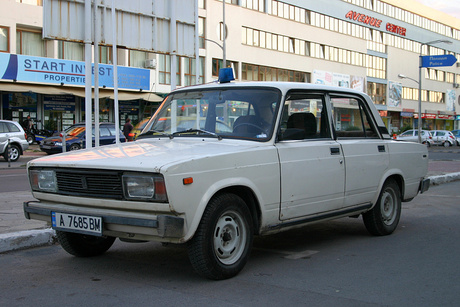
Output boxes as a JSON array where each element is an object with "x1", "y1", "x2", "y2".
[
  {"x1": 453, "y1": 83, "x2": 460, "y2": 89},
  {"x1": 144, "y1": 59, "x2": 156, "y2": 69}
]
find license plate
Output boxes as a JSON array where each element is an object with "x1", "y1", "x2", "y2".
[
  {"x1": 41, "y1": 145, "x2": 51, "y2": 149},
  {"x1": 52, "y1": 212, "x2": 102, "y2": 236}
]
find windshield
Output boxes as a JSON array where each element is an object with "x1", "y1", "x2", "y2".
[{"x1": 141, "y1": 87, "x2": 281, "y2": 141}]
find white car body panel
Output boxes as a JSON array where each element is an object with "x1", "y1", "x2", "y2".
[{"x1": 25, "y1": 81, "x2": 429, "y2": 244}]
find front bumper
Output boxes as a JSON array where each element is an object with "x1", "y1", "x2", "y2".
[{"x1": 24, "y1": 201, "x2": 185, "y2": 241}]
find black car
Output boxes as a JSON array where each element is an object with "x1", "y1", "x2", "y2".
[{"x1": 40, "y1": 122, "x2": 126, "y2": 154}]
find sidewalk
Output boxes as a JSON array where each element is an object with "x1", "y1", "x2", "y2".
[{"x1": 1, "y1": 145, "x2": 460, "y2": 253}]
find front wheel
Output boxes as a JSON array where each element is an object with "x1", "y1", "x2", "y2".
[
  {"x1": 56, "y1": 231, "x2": 115, "y2": 257},
  {"x1": 69, "y1": 144, "x2": 81, "y2": 151},
  {"x1": 363, "y1": 179, "x2": 401, "y2": 236},
  {"x1": 3, "y1": 144, "x2": 21, "y2": 162},
  {"x1": 187, "y1": 193, "x2": 253, "y2": 280},
  {"x1": 443, "y1": 141, "x2": 451, "y2": 147}
]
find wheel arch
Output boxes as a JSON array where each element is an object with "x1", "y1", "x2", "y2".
[
  {"x1": 372, "y1": 172, "x2": 404, "y2": 206},
  {"x1": 212, "y1": 186, "x2": 261, "y2": 235}
]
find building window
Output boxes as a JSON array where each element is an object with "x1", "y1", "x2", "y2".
[
  {"x1": 0, "y1": 26, "x2": 9, "y2": 52},
  {"x1": 16, "y1": 29, "x2": 44, "y2": 56},
  {"x1": 367, "y1": 82, "x2": 386, "y2": 105},
  {"x1": 242, "y1": 63, "x2": 308, "y2": 82},
  {"x1": 184, "y1": 57, "x2": 204, "y2": 86},
  {"x1": 58, "y1": 41, "x2": 84, "y2": 61},
  {"x1": 129, "y1": 50, "x2": 148, "y2": 68},
  {"x1": 199, "y1": 17, "x2": 205, "y2": 49},
  {"x1": 99, "y1": 46, "x2": 112, "y2": 64},
  {"x1": 158, "y1": 54, "x2": 181, "y2": 85},
  {"x1": 16, "y1": 0, "x2": 43, "y2": 5},
  {"x1": 212, "y1": 58, "x2": 239, "y2": 79}
]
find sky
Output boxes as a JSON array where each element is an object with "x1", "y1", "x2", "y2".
[{"x1": 413, "y1": 0, "x2": 460, "y2": 19}]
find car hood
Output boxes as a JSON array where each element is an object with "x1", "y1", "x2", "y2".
[
  {"x1": 42, "y1": 136, "x2": 80, "y2": 143},
  {"x1": 29, "y1": 138, "x2": 266, "y2": 172}
]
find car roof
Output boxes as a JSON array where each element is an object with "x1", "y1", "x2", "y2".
[{"x1": 172, "y1": 81, "x2": 371, "y2": 99}]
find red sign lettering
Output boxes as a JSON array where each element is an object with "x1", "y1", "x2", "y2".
[
  {"x1": 345, "y1": 11, "x2": 405, "y2": 36},
  {"x1": 345, "y1": 10, "x2": 382, "y2": 28},
  {"x1": 386, "y1": 23, "x2": 406, "y2": 36}
]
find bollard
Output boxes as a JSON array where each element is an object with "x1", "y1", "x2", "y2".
[
  {"x1": 7, "y1": 138, "x2": 11, "y2": 168},
  {"x1": 62, "y1": 131, "x2": 66, "y2": 153}
]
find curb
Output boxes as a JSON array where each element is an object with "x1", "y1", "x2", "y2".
[
  {"x1": 0, "y1": 229, "x2": 56, "y2": 253},
  {"x1": 1, "y1": 173, "x2": 459, "y2": 254},
  {"x1": 428, "y1": 172, "x2": 460, "y2": 185}
]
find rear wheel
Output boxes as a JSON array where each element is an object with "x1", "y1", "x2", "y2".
[
  {"x1": 443, "y1": 141, "x2": 450, "y2": 147},
  {"x1": 26, "y1": 134, "x2": 35, "y2": 144},
  {"x1": 187, "y1": 193, "x2": 253, "y2": 280},
  {"x1": 363, "y1": 179, "x2": 401, "y2": 236},
  {"x1": 56, "y1": 231, "x2": 115, "y2": 257}
]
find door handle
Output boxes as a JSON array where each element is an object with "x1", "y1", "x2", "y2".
[
  {"x1": 330, "y1": 147, "x2": 340, "y2": 155},
  {"x1": 378, "y1": 145, "x2": 385, "y2": 152}
]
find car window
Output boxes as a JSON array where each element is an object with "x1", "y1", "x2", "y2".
[
  {"x1": 99, "y1": 127, "x2": 111, "y2": 137},
  {"x1": 331, "y1": 96, "x2": 379, "y2": 139},
  {"x1": 437, "y1": 131, "x2": 445, "y2": 136},
  {"x1": 6, "y1": 122, "x2": 20, "y2": 132},
  {"x1": 279, "y1": 92, "x2": 330, "y2": 141},
  {"x1": 147, "y1": 88, "x2": 281, "y2": 141},
  {"x1": 401, "y1": 131, "x2": 412, "y2": 136},
  {"x1": 0, "y1": 122, "x2": 6, "y2": 133}
]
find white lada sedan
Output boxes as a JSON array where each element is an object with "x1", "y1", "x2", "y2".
[{"x1": 25, "y1": 72, "x2": 430, "y2": 280}]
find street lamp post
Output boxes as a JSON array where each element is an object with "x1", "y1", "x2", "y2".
[{"x1": 416, "y1": 40, "x2": 452, "y2": 143}]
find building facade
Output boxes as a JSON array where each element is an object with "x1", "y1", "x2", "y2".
[{"x1": 1, "y1": 0, "x2": 459, "y2": 133}]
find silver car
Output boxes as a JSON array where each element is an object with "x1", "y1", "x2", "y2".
[
  {"x1": 431, "y1": 130, "x2": 456, "y2": 147},
  {"x1": 396, "y1": 129, "x2": 433, "y2": 146},
  {"x1": 451, "y1": 130, "x2": 460, "y2": 146},
  {"x1": 0, "y1": 120, "x2": 30, "y2": 162}
]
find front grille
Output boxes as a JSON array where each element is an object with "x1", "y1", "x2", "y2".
[{"x1": 55, "y1": 169, "x2": 124, "y2": 199}]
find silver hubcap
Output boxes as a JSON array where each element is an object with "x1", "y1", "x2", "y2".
[
  {"x1": 213, "y1": 210, "x2": 247, "y2": 265},
  {"x1": 380, "y1": 188, "x2": 397, "y2": 226},
  {"x1": 9, "y1": 148, "x2": 19, "y2": 161}
]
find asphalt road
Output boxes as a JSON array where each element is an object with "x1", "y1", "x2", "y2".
[{"x1": 1, "y1": 181, "x2": 459, "y2": 306}]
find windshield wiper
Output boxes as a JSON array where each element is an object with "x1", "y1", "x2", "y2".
[
  {"x1": 172, "y1": 129, "x2": 222, "y2": 140},
  {"x1": 138, "y1": 130, "x2": 173, "y2": 139}
]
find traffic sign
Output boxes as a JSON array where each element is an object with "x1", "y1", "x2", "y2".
[{"x1": 420, "y1": 54, "x2": 457, "y2": 68}]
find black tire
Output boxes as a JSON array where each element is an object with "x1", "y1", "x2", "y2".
[
  {"x1": 363, "y1": 179, "x2": 401, "y2": 236},
  {"x1": 422, "y1": 141, "x2": 431, "y2": 147},
  {"x1": 187, "y1": 193, "x2": 253, "y2": 280},
  {"x1": 69, "y1": 144, "x2": 81, "y2": 151},
  {"x1": 27, "y1": 134, "x2": 35, "y2": 144},
  {"x1": 3, "y1": 144, "x2": 21, "y2": 162},
  {"x1": 56, "y1": 230, "x2": 115, "y2": 257}
]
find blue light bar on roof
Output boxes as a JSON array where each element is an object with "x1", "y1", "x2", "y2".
[{"x1": 218, "y1": 68, "x2": 235, "y2": 83}]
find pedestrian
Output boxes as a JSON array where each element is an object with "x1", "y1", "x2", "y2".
[
  {"x1": 123, "y1": 118, "x2": 134, "y2": 141},
  {"x1": 22, "y1": 115, "x2": 33, "y2": 133}
]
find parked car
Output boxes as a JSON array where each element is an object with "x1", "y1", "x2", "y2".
[
  {"x1": 24, "y1": 70, "x2": 430, "y2": 280},
  {"x1": 0, "y1": 120, "x2": 29, "y2": 162},
  {"x1": 395, "y1": 129, "x2": 433, "y2": 146},
  {"x1": 450, "y1": 130, "x2": 460, "y2": 146},
  {"x1": 430, "y1": 130, "x2": 456, "y2": 147},
  {"x1": 39, "y1": 122, "x2": 126, "y2": 154}
]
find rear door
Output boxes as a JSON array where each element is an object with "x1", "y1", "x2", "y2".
[
  {"x1": 331, "y1": 94, "x2": 389, "y2": 207},
  {"x1": 276, "y1": 92, "x2": 345, "y2": 221}
]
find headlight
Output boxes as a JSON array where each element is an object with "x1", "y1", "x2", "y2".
[
  {"x1": 30, "y1": 170, "x2": 57, "y2": 192},
  {"x1": 55, "y1": 142, "x2": 62, "y2": 146},
  {"x1": 122, "y1": 174, "x2": 167, "y2": 201}
]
